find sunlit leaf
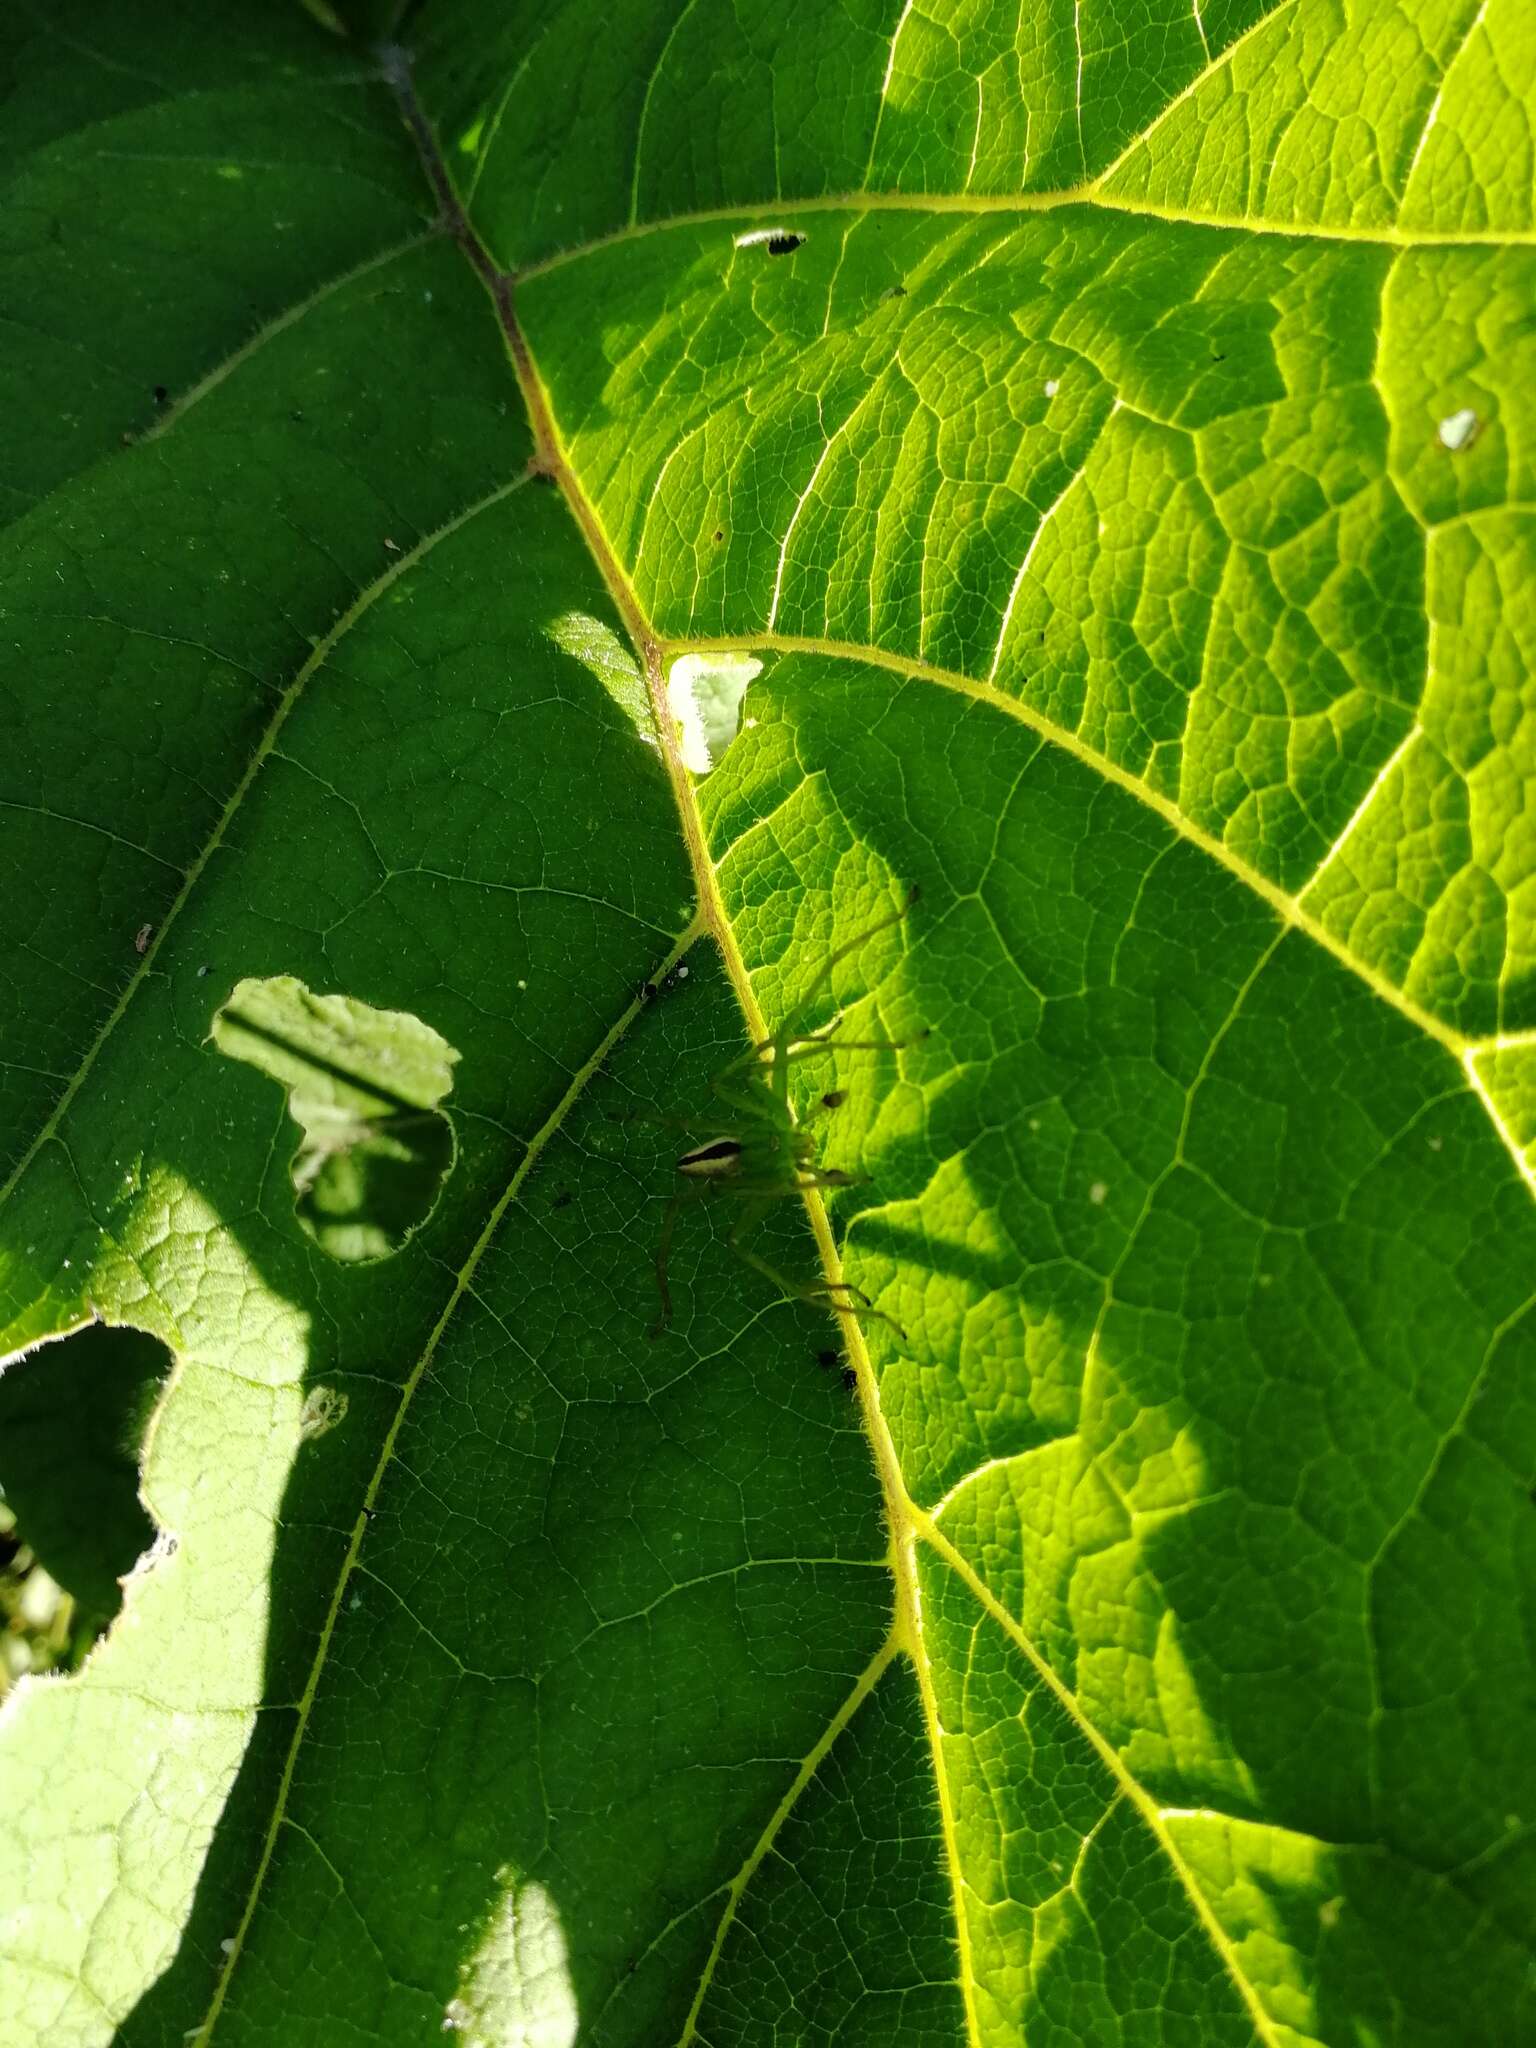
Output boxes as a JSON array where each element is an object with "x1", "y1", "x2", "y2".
[{"x1": 1, "y1": 2, "x2": 1532, "y2": 2044}]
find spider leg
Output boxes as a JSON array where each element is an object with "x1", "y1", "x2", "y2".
[
  {"x1": 753, "y1": 1031, "x2": 927, "y2": 1122},
  {"x1": 725, "y1": 1209, "x2": 905, "y2": 1338},
  {"x1": 713, "y1": 1029, "x2": 918, "y2": 1088},
  {"x1": 771, "y1": 886, "x2": 919, "y2": 1045},
  {"x1": 707, "y1": 1048, "x2": 799, "y2": 1121},
  {"x1": 745, "y1": 1027, "x2": 923, "y2": 1117},
  {"x1": 649, "y1": 1182, "x2": 712, "y2": 1339},
  {"x1": 650, "y1": 1184, "x2": 784, "y2": 1337},
  {"x1": 707, "y1": 1070, "x2": 781, "y2": 1122},
  {"x1": 766, "y1": 1032, "x2": 927, "y2": 1061},
  {"x1": 708, "y1": 889, "x2": 921, "y2": 1110}
]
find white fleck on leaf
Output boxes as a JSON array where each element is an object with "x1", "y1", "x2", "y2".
[{"x1": 1437, "y1": 407, "x2": 1479, "y2": 451}]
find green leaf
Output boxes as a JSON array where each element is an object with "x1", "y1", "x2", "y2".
[{"x1": 1, "y1": 2, "x2": 1533, "y2": 2044}]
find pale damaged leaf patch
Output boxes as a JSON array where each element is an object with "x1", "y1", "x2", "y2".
[{"x1": 444, "y1": 1871, "x2": 577, "y2": 2048}]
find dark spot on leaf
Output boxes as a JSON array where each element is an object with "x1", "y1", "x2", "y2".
[
  {"x1": 878, "y1": 283, "x2": 907, "y2": 302},
  {"x1": 766, "y1": 232, "x2": 805, "y2": 256},
  {"x1": 820, "y1": 1090, "x2": 845, "y2": 1109},
  {"x1": 840, "y1": 1366, "x2": 858, "y2": 1394},
  {"x1": 152, "y1": 385, "x2": 168, "y2": 404},
  {"x1": 552, "y1": 1190, "x2": 574, "y2": 1211},
  {"x1": 712, "y1": 529, "x2": 723, "y2": 544},
  {"x1": 816, "y1": 1349, "x2": 839, "y2": 1370}
]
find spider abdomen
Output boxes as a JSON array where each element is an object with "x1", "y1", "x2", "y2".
[{"x1": 677, "y1": 1137, "x2": 744, "y2": 1177}]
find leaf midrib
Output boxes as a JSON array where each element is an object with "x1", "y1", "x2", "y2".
[
  {"x1": 389, "y1": 57, "x2": 1305, "y2": 2039},
  {"x1": 387, "y1": 48, "x2": 1536, "y2": 2036},
  {"x1": 390, "y1": 57, "x2": 1006, "y2": 2038}
]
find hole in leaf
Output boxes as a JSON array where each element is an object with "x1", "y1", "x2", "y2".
[
  {"x1": 0, "y1": 1324, "x2": 168, "y2": 1680},
  {"x1": 666, "y1": 652, "x2": 764, "y2": 774},
  {"x1": 210, "y1": 976, "x2": 460, "y2": 1263}
]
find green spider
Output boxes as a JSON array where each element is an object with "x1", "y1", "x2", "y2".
[{"x1": 649, "y1": 887, "x2": 923, "y2": 1339}]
